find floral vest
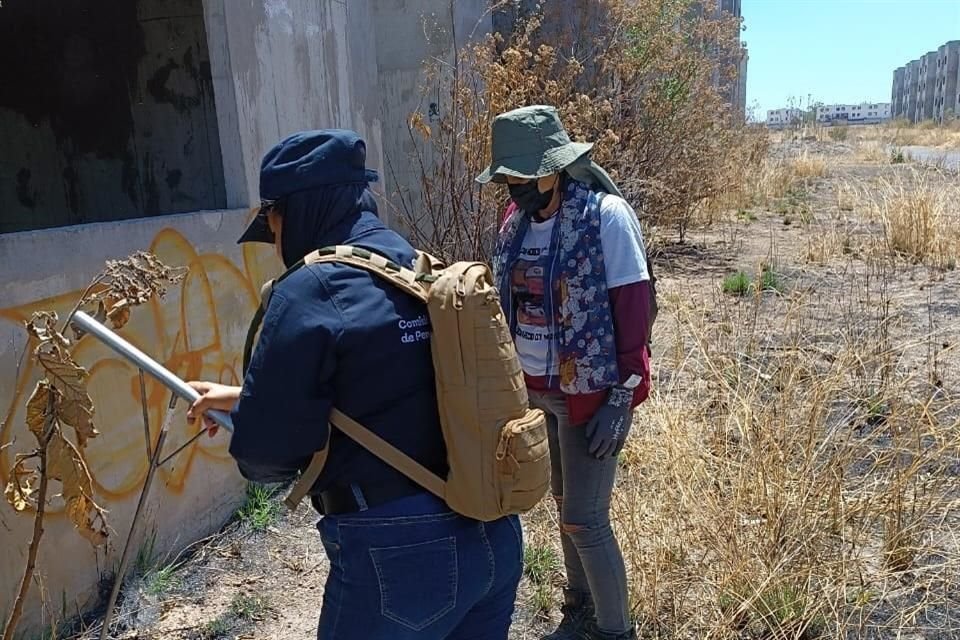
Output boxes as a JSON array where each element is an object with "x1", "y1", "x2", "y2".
[{"x1": 493, "y1": 179, "x2": 619, "y2": 395}]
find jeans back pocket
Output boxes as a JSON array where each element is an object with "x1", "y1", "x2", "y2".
[{"x1": 369, "y1": 536, "x2": 458, "y2": 631}]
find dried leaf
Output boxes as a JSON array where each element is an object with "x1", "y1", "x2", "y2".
[
  {"x1": 3, "y1": 459, "x2": 38, "y2": 512},
  {"x1": 25, "y1": 381, "x2": 60, "y2": 438},
  {"x1": 94, "y1": 299, "x2": 108, "y2": 324},
  {"x1": 84, "y1": 252, "x2": 186, "y2": 317},
  {"x1": 409, "y1": 112, "x2": 432, "y2": 140},
  {"x1": 105, "y1": 296, "x2": 132, "y2": 329},
  {"x1": 25, "y1": 311, "x2": 69, "y2": 349},
  {"x1": 47, "y1": 434, "x2": 108, "y2": 545},
  {"x1": 36, "y1": 344, "x2": 97, "y2": 447}
]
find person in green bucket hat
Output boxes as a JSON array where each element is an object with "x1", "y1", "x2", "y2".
[{"x1": 479, "y1": 105, "x2": 656, "y2": 640}]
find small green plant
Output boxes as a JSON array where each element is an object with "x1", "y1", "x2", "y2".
[
  {"x1": 754, "y1": 584, "x2": 822, "y2": 639},
  {"x1": 144, "y1": 564, "x2": 180, "y2": 596},
  {"x1": 198, "y1": 616, "x2": 233, "y2": 640},
  {"x1": 736, "y1": 209, "x2": 758, "y2": 223},
  {"x1": 758, "y1": 268, "x2": 784, "y2": 293},
  {"x1": 720, "y1": 582, "x2": 822, "y2": 639},
  {"x1": 722, "y1": 271, "x2": 752, "y2": 296},
  {"x1": 230, "y1": 593, "x2": 270, "y2": 621},
  {"x1": 890, "y1": 147, "x2": 906, "y2": 164},
  {"x1": 863, "y1": 392, "x2": 891, "y2": 427},
  {"x1": 133, "y1": 530, "x2": 158, "y2": 576},
  {"x1": 523, "y1": 544, "x2": 561, "y2": 586},
  {"x1": 237, "y1": 484, "x2": 282, "y2": 531}
]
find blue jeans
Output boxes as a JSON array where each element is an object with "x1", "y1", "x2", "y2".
[{"x1": 316, "y1": 491, "x2": 524, "y2": 639}]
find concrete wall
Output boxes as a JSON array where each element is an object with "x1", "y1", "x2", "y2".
[
  {"x1": 202, "y1": 0, "x2": 385, "y2": 214},
  {"x1": 372, "y1": 0, "x2": 492, "y2": 217},
  {"x1": 0, "y1": 210, "x2": 281, "y2": 634}
]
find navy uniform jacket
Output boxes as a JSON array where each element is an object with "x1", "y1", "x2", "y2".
[{"x1": 228, "y1": 213, "x2": 447, "y2": 495}]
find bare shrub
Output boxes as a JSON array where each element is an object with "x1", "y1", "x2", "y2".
[{"x1": 388, "y1": 0, "x2": 764, "y2": 259}]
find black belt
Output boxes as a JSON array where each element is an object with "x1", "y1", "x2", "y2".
[{"x1": 313, "y1": 478, "x2": 424, "y2": 515}]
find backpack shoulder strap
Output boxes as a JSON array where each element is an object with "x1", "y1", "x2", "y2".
[{"x1": 304, "y1": 246, "x2": 431, "y2": 303}]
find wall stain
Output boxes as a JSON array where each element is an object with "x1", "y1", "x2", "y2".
[
  {"x1": 166, "y1": 169, "x2": 183, "y2": 190},
  {"x1": 147, "y1": 48, "x2": 203, "y2": 114},
  {"x1": 15, "y1": 169, "x2": 37, "y2": 209}
]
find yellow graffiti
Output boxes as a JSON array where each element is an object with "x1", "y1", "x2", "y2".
[{"x1": 0, "y1": 227, "x2": 280, "y2": 514}]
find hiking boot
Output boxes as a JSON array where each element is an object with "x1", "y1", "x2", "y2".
[
  {"x1": 581, "y1": 620, "x2": 638, "y2": 640},
  {"x1": 542, "y1": 589, "x2": 595, "y2": 640}
]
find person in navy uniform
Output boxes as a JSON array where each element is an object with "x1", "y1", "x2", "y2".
[{"x1": 187, "y1": 130, "x2": 523, "y2": 640}]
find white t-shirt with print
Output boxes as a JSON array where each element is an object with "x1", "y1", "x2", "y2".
[{"x1": 509, "y1": 194, "x2": 649, "y2": 377}]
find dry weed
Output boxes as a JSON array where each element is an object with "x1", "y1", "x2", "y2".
[
  {"x1": 853, "y1": 140, "x2": 888, "y2": 164},
  {"x1": 737, "y1": 152, "x2": 828, "y2": 210},
  {"x1": 789, "y1": 152, "x2": 828, "y2": 181},
  {"x1": 523, "y1": 268, "x2": 960, "y2": 638},
  {"x1": 864, "y1": 170, "x2": 960, "y2": 269}
]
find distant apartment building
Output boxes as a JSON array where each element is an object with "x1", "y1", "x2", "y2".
[
  {"x1": 916, "y1": 51, "x2": 938, "y2": 122},
  {"x1": 718, "y1": 0, "x2": 748, "y2": 120},
  {"x1": 892, "y1": 41, "x2": 960, "y2": 123},
  {"x1": 892, "y1": 67, "x2": 906, "y2": 118},
  {"x1": 816, "y1": 103, "x2": 890, "y2": 124},
  {"x1": 934, "y1": 41, "x2": 960, "y2": 122},
  {"x1": 766, "y1": 108, "x2": 803, "y2": 128}
]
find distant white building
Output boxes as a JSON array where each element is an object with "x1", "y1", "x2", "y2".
[
  {"x1": 766, "y1": 107, "x2": 804, "y2": 127},
  {"x1": 816, "y1": 103, "x2": 891, "y2": 124}
]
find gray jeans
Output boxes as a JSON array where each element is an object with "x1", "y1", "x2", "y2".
[{"x1": 529, "y1": 391, "x2": 630, "y2": 634}]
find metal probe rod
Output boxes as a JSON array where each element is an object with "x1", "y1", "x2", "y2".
[{"x1": 70, "y1": 310, "x2": 235, "y2": 432}]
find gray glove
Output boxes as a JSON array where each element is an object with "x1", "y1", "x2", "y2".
[{"x1": 585, "y1": 386, "x2": 634, "y2": 459}]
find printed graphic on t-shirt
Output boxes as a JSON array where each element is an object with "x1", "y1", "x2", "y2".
[
  {"x1": 511, "y1": 222, "x2": 559, "y2": 375},
  {"x1": 512, "y1": 259, "x2": 547, "y2": 327}
]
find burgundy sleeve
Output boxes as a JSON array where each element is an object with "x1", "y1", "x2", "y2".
[{"x1": 608, "y1": 280, "x2": 652, "y2": 403}]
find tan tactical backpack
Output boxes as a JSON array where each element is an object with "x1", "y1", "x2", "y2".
[{"x1": 246, "y1": 246, "x2": 550, "y2": 522}]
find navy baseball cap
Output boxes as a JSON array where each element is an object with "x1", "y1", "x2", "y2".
[{"x1": 238, "y1": 129, "x2": 380, "y2": 244}]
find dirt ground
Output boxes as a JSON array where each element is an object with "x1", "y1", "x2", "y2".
[{"x1": 67, "y1": 136, "x2": 960, "y2": 640}]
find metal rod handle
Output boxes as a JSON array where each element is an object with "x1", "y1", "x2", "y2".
[{"x1": 71, "y1": 310, "x2": 234, "y2": 432}]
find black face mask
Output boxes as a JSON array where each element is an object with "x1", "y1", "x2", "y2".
[{"x1": 508, "y1": 180, "x2": 555, "y2": 215}]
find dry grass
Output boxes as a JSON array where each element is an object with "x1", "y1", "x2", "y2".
[
  {"x1": 524, "y1": 268, "x2": 960, "y2": 638},
  {"x1": 843, "y1": 121, "x2": 960, "y2": 150},
  {"x1": 852, "y1": 140, "x2": 889, "y2": 164},
  {"x1": 735, "y1": 152, "x2": 829, "y2": 210},
  {"x1": 790, "y1": 152, "x2": 828, "y2": 181},
  {"x1": 862, "y1": 170, "x2": 960, "y2": 269}
]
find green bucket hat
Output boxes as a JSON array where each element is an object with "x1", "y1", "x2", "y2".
[{"x1": 476, "y1": 105, "x2": 623, "y2": 198}]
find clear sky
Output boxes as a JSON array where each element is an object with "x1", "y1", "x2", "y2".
[{"x1": 742, "y1": 0, "x2": 960, "y2": 120}]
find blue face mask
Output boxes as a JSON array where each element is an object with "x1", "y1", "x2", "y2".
[{"x1": 508, "y1": 180, "x2": 555, "y2": 215}]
